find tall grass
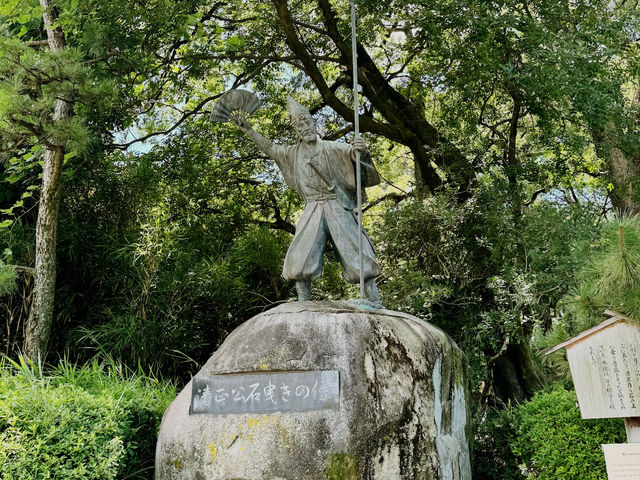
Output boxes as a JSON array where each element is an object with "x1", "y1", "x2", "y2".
[{"x1": 0, "y1": 356, "x2": 175, "y2": 480}]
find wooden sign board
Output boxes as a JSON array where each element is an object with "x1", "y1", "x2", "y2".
[
  {"x1": 603, "y1": 443, "x2": 640, "y2": 479},
  {"x1": 563, "y1": 320, "x2": 640, "y2": 419}
]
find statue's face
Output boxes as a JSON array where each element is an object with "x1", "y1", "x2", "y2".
[{"x1": 292, "y1": 113, "x2": 317, "y2": 143}]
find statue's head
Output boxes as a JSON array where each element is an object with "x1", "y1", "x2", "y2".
[{"x1": 287, "y1": 96, "x2": 317, "y2": 143}]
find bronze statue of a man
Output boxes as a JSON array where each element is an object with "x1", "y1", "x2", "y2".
[{"x1": 232, "y1": 96, "x2": 381, "y2": 305}]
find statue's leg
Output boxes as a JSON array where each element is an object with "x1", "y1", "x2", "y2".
[
  {"x1": 282, "y1": 205, "x2": 328, "y2": 301},
  {"x1": 296, "y1": 280, "x2": 311, "y2": 301},
  {"x1": 364, "y1": 278, "x2": 382, "y2": 306},
  {"x1": 324, "y1": 202, "x2": 382, "y2": 289}
]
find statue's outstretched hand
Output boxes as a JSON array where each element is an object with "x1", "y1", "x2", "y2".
[{"x1": 230, "y1": 112, "x2": 251, "y2": 133}]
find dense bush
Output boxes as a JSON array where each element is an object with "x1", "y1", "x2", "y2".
[
  {"x1": 472, "y1": 406, "x2": 525, "y2": 480},
  {"x1": 375, "y1": 193, "x2": 600, "y2": 400},
  {"x1": 0, "y1": 358, "x2": 175, "y2": 479},
  {"x1": 514, "y1": 387, "x2": 625, "y2": 479},
  {"x1": 473, "y1": 386, "x2": 626, "y2": 479}
]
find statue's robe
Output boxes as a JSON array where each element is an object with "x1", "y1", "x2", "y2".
[{"x1": 267, "y1": 136, "x2": 382, "y2": 283}]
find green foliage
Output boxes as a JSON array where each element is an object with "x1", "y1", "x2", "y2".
[
  {"x1": 0, "y1": 261, "x2": 17, "y2": 296},
  {"x1": 541, "y1": 214, "x2": 640, "y2": 366},
  {"x1": 513, "y1": 387, "x2": 625, "y2": 479},
  {"x1": 0, "y1": 0, "x2": 632, "y2": 415},
  {"x1": 230, "y1": 227, "x2": 290, "y2": 300},
  {"x1": 587, "y1": 215, "x2": 640, "y2": 299},
  {"x1": 375, "y1": 190, "x2": 601, "y2": 393},
  {"x1": 47, "y1": 147, "x2": 294, "y2": 379},
  {"x1": 472, "y1": 407, "x2": 525, "y2": 480},
  {"x1": 0, "y1": 224, "x2": 35, "y2": 357},
  {"x1": 310, "y1": 255, "x2": 358, "y2": 301},
  {"x1": 474, "y1": 386, "x2": 626, "y2": 479},
  {"x1": 0, "y1": 357, "x2": 175, "y2": 480},
  {"x1": 358, "y1": 0, "x2": 637, "y2": 185}
]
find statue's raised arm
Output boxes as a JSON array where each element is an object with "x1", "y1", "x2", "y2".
[{"x1": 230, "y1": 112, "x2": 275, "y2": 157}]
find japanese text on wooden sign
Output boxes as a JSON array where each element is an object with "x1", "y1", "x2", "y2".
[{"x1": 567, "y1": 322, "x2": 640, "y2": 419}]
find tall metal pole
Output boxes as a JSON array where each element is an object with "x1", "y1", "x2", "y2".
[{"x1": 350, "y1": 0, "x2": 365, "y2": 300}]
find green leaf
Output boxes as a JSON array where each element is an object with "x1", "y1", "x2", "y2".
[{"x1": 6, "y1": 173, "x2": 25, "y2": 184}]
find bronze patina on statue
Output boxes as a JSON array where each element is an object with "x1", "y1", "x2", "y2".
[{"x1": 211, "y1": 91, "x2": 382, "y2": 306}]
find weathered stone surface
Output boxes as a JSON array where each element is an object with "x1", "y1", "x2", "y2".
[{"x1": 155, "y1": 301, "x2": 471, "y2": 480}]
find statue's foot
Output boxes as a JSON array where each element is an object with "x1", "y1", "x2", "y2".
[
  {"x1": 296, "y1": 280, "x2": 311, "y2": 301},
  {"x1": 368, "y1": 299, "x2": 383, "y2": 309}
]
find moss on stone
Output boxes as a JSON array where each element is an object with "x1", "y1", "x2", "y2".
[
  {"x1": 324, "y1": 453, "x2": 358, "y2": 480},
  {"x1": 452, "y1": 352, "x2": 467, "y2": 388}
]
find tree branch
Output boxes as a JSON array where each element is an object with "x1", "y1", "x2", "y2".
[
  {"x1": 363, "y1": 191, "x2": 412, "y2": 212},
  {"x1": 110, "y1": 56, "x2": 270, "y2": 150},
  {"x1": 323, "y1": 124, "x2": 352, "y2": 140},
  {"x1": 270, "y1": 0, "x2": 403, "y2": 141},
  {"x1": 314, "y1": 0, "x2": 473, "y2": 192},
  {"x1": 25, "y1": 40, "x2": 49, "y2": 48},
  {"x1": 524, "y1": 188, "x2": 546, "y2": 206},
  {"x1": 110, "y1": 94, "x2": 219, "y2": 149},
  {"x1": 13, "y1": 265, "x2": 36, "y2": 275}
]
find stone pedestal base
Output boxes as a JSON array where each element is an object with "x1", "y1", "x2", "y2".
[{"x1": 155, "y1": 301, "x2": 471, "y2": 479}]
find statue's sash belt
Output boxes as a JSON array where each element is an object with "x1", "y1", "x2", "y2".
[{"x1": 305, "y1": 193, "x2": 338, "y2": 203}]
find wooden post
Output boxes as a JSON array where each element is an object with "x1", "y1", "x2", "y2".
[{"x1": 625, "y1": 417, "x2": 640, "y2": 443}]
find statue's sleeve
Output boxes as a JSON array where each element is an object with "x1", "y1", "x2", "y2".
[
  {"x1": 351, "y1": 148, "x2": 381, "y2": 188},
  {"x1": 243, "y1": 128, "x2": 299, "y2": 191},
  {"x1": 330, "y1": 141, "x2": 380, "y2": 188},
  {"x1": 268, "y1": 144, "x2": 299, "y2": 192},
  {"x1": 266, "y1": 143, "x2": 288, "y2": 166}
]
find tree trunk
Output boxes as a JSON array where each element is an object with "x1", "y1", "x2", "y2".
[
  {"x1": 607, "y1": 145, "x2": 640, "y2": 214},
  {"x1": 23, "y1": 0, "x2": 71, "y2": 360},
  {"x1": 591, "y1": 87, "x2": 640, "y2": 214},
  {"x1": 490, "y1": 89, "x2": 544, "y2": 404},
  {"x1": 505, "y1": 91, "x2": 523, "y2": 223},
  {"x1": 592, "y1": 125, "x2": 640, "y2": 214},
  {"x1": 492, "y1": 329, "x2": 544, "y2": 404}
]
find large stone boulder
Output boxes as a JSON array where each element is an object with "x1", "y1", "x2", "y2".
[{"x1": 156, "y1": 301, "x2": 471, "y2": 479}]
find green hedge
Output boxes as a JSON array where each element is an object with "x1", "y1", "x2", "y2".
[
  {"x1": 0, "y1": 358, "x2": 175, "y2": 479},
  {"x1": 514, "y1": 387, "x2": 626, "y2": 479},
  {"x1": 473, "y1": 386, "x2": 627, "y2": 479}
]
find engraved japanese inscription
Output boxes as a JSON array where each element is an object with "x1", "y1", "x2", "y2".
[
  {"x1": 567, "y1": 322, "x2": 640, "y2": 419},
  {"x1": 190, "y1": 370, "x2": 340, "y2": 415}
]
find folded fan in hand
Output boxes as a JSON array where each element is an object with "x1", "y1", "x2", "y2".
[{"x1": 210, "y1": 89, "x2": 261, "y2": 123}]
